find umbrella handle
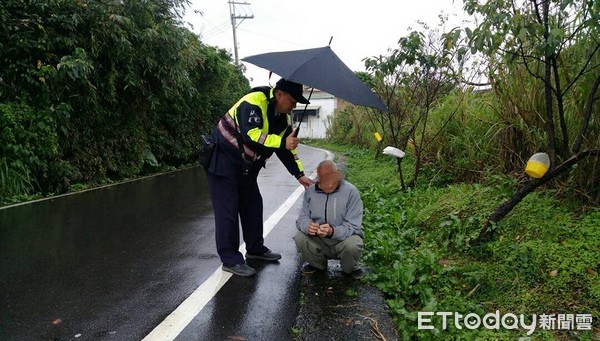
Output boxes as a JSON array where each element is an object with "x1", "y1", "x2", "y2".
[{"x1": 293, "y1": 87, "x2": 315, "y2": 137}]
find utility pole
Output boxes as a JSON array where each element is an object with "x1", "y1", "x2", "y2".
[{"x1": 228, "y1": 0, "x2": 253, "y2": 65}]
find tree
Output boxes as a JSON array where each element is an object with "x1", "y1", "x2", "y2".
[
  {"x1": 463, "y1": 0, "x2": 600, "y2": 238},
  {"x1": 363, "y1": 20, "x2": 470, "y2": 189},
  {"x1": 0, "y1": 0, "x2": 249, "y2": 200}
]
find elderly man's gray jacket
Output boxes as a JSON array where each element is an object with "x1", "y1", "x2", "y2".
[{"x1": 296, "y1": 179, "x2": 364, "y2": 241}]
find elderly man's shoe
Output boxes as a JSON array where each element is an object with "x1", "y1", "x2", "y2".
[
  {"x1": 301, "y1": 263, "x2": 318, "y2": 275},
  {"x1": 350, "y1": 268, "x2": 365, "y2": 280},
  {"x1": 222, "y1": 263, "x2": 256, "y2": 277},
  {"x1": 245, "y1": 250, "x2": 282, "y2": 261}
]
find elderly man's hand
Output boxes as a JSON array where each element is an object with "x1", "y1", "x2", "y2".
[
  {"x1": 307, "y1": 222, "x2": 320, "y2": 236},
  {"x1": 317, "y1": 223, "x2": 333, "y2": 237}
]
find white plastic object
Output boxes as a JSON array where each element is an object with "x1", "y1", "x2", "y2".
[{"x1": 382, "y1": 146, "x2": 406, "y2": 159}]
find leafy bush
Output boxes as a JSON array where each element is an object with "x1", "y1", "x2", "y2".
[
  {"x1": 0, "y1": 158, "x2": 34, "y2": 204},
  {"x1": 327, "y1": 106, "x2": 376, "y2": 147},
  {"x1": 0, "y1": 0, "x2": 250, "y2": 202},
  {"x1": 0, "y1": 103, "x2": 66, "y2": 194}
]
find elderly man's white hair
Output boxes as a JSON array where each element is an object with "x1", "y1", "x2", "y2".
[{"x1": 316, "y1": 159, "x2": 337, "y2": 173}]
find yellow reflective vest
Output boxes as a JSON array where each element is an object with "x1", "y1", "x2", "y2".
[{"x1": 209, "y1": 87, "x2": 305, "y2": 179}]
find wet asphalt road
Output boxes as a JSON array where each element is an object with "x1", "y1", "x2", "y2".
[{"x1": 0, "y1": 145, "x2": 328, "y2": 340}]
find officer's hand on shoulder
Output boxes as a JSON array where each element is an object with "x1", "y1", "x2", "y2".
[{"x1": 297, "y1": 176, "x2": 312, "y2": 189}]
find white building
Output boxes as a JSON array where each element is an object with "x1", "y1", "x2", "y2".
[{"x1": 292, "y1": 88, "x2": 338, "y2": 139}]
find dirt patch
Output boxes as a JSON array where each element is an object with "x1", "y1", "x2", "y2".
[{"x1": 293, "y1": 260, "x2": 398, "y2": 341}]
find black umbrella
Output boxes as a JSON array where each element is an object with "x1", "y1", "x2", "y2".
[{"x1": 241, "y1": 46, "x2": 387, "y2": 112}]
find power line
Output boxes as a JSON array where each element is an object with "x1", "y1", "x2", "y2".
[
  {"x1": 203, "y1": 21, "x2": 229, "y2": 35},
  {"x1": 202, "y1": 21, "x2": 231, "y2": 40},
  {"x1": 237, "y1": 28, "x2": 308, "y2": 48}
]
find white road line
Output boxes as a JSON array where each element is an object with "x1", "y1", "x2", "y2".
[
  {"x1": 142, "y1": 268, "x2": 232, "y2": 341},
  {"x1": 262, "y1": 184, "x2": 306, "y2": 238},
  {"x1": 142, "y1": 169, "x2": 318, "y2": 341}
]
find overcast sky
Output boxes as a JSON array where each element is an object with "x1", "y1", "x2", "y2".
[{"x1": 183, "y1": 1, "x2": 468, "y2": 87}]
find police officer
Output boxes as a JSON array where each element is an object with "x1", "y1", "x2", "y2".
[{"x1": 206, "y1": 78, "x2": 313, "y2": 277}]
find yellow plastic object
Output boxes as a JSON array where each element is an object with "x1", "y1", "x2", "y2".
[
  {"x1": 374, "y1": 132, "x2": 382, "y2": 142},
  {"x1": 525, "y1": 152, "x2": 550, "y2": 178}
]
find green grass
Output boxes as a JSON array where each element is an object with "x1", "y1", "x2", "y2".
[
  {"x1": 0, "y1": 158, "x2": 38, "y2": 205},
  {"x1": 304, "y1": 140, "x2": 599, "y2": 340}
]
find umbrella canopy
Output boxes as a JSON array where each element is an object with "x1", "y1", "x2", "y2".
[{"x1": 242, "y1": 46, "x2": 387, "y2": 112}]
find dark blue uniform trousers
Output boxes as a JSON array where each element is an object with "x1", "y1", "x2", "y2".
[{"x1": 207, "y1": 172, "x2": 269, "y2": 266}]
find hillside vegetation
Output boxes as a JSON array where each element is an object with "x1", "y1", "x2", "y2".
[
  {"x1": 0, "y1": 0, "x2": 249, "y2": 205},
  {"x1": 307, "y1": 141, "x2": 599, "y2": 339}
]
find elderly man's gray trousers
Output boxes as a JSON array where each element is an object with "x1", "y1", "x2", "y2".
[{"x1": 293, "y1": 232, "x2": 363, "y2": 273}]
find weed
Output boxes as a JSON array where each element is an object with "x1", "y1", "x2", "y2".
[
  {"x1": 345, "y1": 288, "x2": 358, "y2": 297},
  {"x1": 290, "y1": 327, "x2": 302, "y2": 338}
]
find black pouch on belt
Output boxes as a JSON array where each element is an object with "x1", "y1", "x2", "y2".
[{"x1": 197, "y1": 134, "x2": 215, "y2": 168}]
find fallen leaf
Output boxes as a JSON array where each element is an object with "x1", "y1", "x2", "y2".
[
  {"x1": 549, "y1": 270, "x2": 558, "y2": 277},
  {"x1": 52, "y1": 319, "x2": 62, "y2": 325},
  {"x1": 586, "y1": 268, "x2": 597, "y2": 275}
]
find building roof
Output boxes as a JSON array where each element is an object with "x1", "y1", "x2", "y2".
[{"x1": 302, "y1": 88, "x2": 336, "y2": 100}]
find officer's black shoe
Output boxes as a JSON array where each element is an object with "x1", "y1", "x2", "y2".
[
  {"x1": 222, "y1": 263, "x2": 256, "y2": 277},
  {"x1": 245, "y1": 250, "x2": 282, "y2": 262}
]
